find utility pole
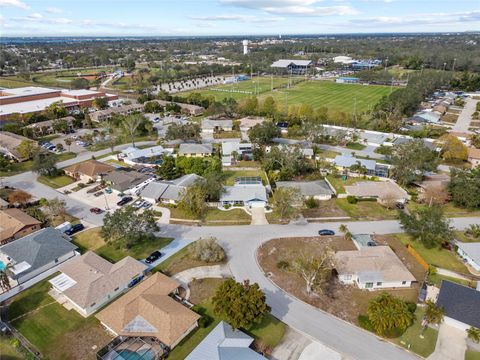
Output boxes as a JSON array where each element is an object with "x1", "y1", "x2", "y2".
[
  {"x1": 452, "y1": 58, "x2": 457, "y2": 72},
  {"x1": 384, "y1": 57, "x2": 389, "y2": 73}
]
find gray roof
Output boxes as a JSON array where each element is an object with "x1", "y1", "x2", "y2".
[
  {"x1": 456, "y1": 242, "x2": 480, "y2": 266},
  {"x1": 186, "y1": 321, "x2": 266, "y2": 360},
  {"x1": 276, "y1": 180, "x2": 333, "y2": 197},
  {"x1": 0, "y1": 227, "x2": 77, "y2": 278},
  {"x1": 437, "y1": 281, "x2": 480, "y2": 328},
  {"x1": 333, "y1": 155, "x2": 376, "y2": 171},
  {"x1": 171, "y1": 173, "x2": 202, "y2": 187},
  {"x1": 104, "y1": 170, "x2": 150, "y2": 192},
  {"x1": 140, "y1": 174, "x2": 203, "y2": 202},
  {"x1": 222, "y1": 141, "x2": 252, "y2": 156},
  {"x1": 178, "y1": 143, "x2": 213, "y2": 155},
  {"x1": 271, "y1": 59, "x2": 313, "y2": 68},
  {"x1": 140, "y1": 182, "x2": 170, "y2": 200},
  {"x1": 220, "y1": 185, "x2": 267, "y2": 203},
  {"x1": 202, "y1": 118, "x2": 233, "y2": 130}
]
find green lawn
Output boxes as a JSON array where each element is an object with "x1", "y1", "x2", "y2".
[
  {"x1": 325, "y1": 175, "x2": 373, "y2": 194},
  {"x1": 37, "y1": 174, "x2": 75, "y2": 189},
  {"x1": 0, "y1": 336, "x2": 24, "y2": 359},
  {"x1": 466, "y1": 350, "x2": 480, "y2": 360},
  {"x1": 223, "y1": 169, "x2": 267, "y2": 186},
  {"x1": 427, "y1": 273, "x2": 475, "y2": 288},
  {"x1": 316, "y1": 149, "x2": 341, "y2": 159},
  {"x1": 72, "y1": 227, "x2": 173, "y2": 262},
  {"x1": 335, "y1": 198, "x2": 397, "y2": 220},
  {"x1": 455, "y1": 231, "x2": 480, "y2": 243},
  {"x1": 392, "y1": 308, "x2": 438, "y2": 358},
  {"x1": 395, "y1": 233, "x2": 470, "y2": 274},
  {"x1": 169, "y1": 207, "x2": 251, "y2": 224},
  {"x1": 346, "y1": 142, "x2": 367, "y2": 150},
  {"x1": 0, "y1": 76, "x2": 37, "y2": 88},
  {"x1": 407, "y1": 202, "x2": 480, "y2": 218},
  {"x1": 168, "y1": 300, "x2": 285, "y2": 360},
  {"x1": 0, "y1": 152, "x2": 77, "y2": 177}
]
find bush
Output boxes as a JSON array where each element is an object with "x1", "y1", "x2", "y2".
[
  {"x1": 276, "y1": 260, "x2": 289, "y2": 270},
  {"x1": 198, "y1": 315, "x2": 212, "y2": 328},
  {"x1": 223, "y1": 204, "x2": 231, "y2": 209},
  {"x1": 347, "y1": 196, "x2": 357, "y2": 204},
  {"x1": 189, "y1": 237, "x2": 226, "y2": 263},
  {"x1": 406, "y1": 302, "x2": 417, "y2": 314},
  {"x1": 358, "y1": 315, "x2": 374, "y2": 332},
  {"x1": 304, "y1": 197, "x2": 319, "y2": 209}
]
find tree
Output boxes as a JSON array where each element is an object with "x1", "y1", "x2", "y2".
[
  {"x1": 165, "y1": 123, "x2": 200, "y2": 141},
  {"x1": 339, "y1": 224, "x2": 352, "y2": 241},
  {"x1": 16, "y1": 140, "x2": 38, "y2": 160},
  {"x1": 144, "y1": 100, "x2": 162, "y2": 113},
  {"x1": 102, "y1": 206, "x2": 159, "y2": 249},
  {"x1": 399, "y1": 205, "x2": 453, "y2": 248},
  {"x1": 93, "y1": 97, "x2": 109, "y2": 110},
  {"x1": 7, "y1": 190, "x2": 31, "y2": 205},
  {"x1": 189, "y1": 237, "x2": 226, "y2": 262},
  {"x1": 32, "y1": 153, "x2": 58, "y2": 177},
  {"x1": 367, "y1": 293, "x2": 414, "y2": 336},
  {"x1": 212, "y1": 279, "x2": 270, "y2": 329},
  {"x1": 466, "y1": 224, "x2": 480, "y2": 240},
  {"x1": 0, "y1": 265, "x2": 12, "y2": 292},
  {"x1": 42, "y1": 197, "x2": 67, "y2": 223},
  {"x1": 64, "y1": 137, "x2": 73, "y2": 151},
  {"x1": 467, "y1": 327, "x2": 480, "y2": 343},
  {"x1": 424, "y1": 300, "x2": 444, "y2": 326},
  {"x1": 156, "y1": 156, "x2": 178, "y2": 180},
  {"x1": 52, "y1": 118, "x2": 69, "y2": 133},
  {"x1": 272, "y1": 187, "x2": 301, "y2": 221},
  {"x1": 45, "y1": 101, "x2": 68, "y2": 119},
  {"x1": 448, "y1": 168, "x2": 480, "y2": 209},
  {"x1": 291, "y1": 249, "x2": 334, "y2": 294},
  {"x1": 197, "y1": 172, "x2": 224, "y2": 201},
  {"x1": 178, "y1": 184, "x2": 207, "y2": 218},
  {"x1": 71, "y1": 77, "x2": 89, "y2": 89},
  {"x1": 121, "y1": 114, "x2": 144, "y2": 146},
  {"x1": 248, "y1": 121, "x2": 280, "y2": 145},
  {"x1": 261, "y1": 96, "x2": 277, "y2": 117},
  {"x1": 471, "y1": 134, "x2": 480, "y2": 149},
  {"x1": 422, "y1": 184, "x2": 449, "y2": 206},
  {"x1": 439, "y1": 134, "x2": 468, "y2": 162},
  {"x1": 391, "y1": 139, "x2": 439, "y2": 186},
  {"x1": 380, "y1": 192, "x2": 400, "y2": 209}
]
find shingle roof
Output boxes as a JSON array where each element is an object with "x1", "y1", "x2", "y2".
[
  {"x1": 0, "y1": 227, "x2": 77, "y2": 277},
  {"x1": 344, "y1": 181, "x2": 409, "y2": 201},
  {"x1": 96, "y1": 272, "x2": 200, "y2": 347},
  {"x1": 202, "y1": 118, "x2": 233, "y2": 130},
  {"x1": 140, "y1": 174, "x2": 203, "y2": 202},
  {"x1": 186, "y1": 321, "x2": 266, "y2": 360},
  {"x1": 178, "y1": 143, "x2": 213, "y2": 155},
  {"x1": 333, "y1": 155, "x2": 376, "y2": 171},
  {"x1": 64, "y1": 160, "x2": 115, "y2": 178},
  {"x1": 51, "y1": 251, "x2": 147, "y2": 309},
  {"x1": 436, "y1": 281, "x2": 480, "y2": 328},
  {"x1": 276, "y1": 180, "x2": 333, "y2": 197},
  {"x1": 271, "y1": 59, "x2": 313, "y2": 68},
  {"x1": 0, "y1": 208, "x2": 41, "y2": 242},
  {"x1": 104, "y1": 170, "x2": 150, "y2": 192},
  {"x1": 468, "y1": 147, "x2": 480, "y2": 160},
  {"x1": 0, "y1": 131, "x2": 32, "y2": 160},
  {"x1": 220, "y1": 186, "x2": 267, "y2": 203}
]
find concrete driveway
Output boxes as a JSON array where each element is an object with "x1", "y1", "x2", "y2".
[
  {"x1": 453, "y1": 98, "x2": 478, "y2": 133},
  {"x1": 172, "y1": 264, "x2": 232, "y2": 299},
  {"x1": 428, "y1": 323, "x2": 467, "y2": 360},
  {"x1": 250, "y1": 207, "x2": 268, "y2": 225}
]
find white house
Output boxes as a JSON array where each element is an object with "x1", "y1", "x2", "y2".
[
  {"x1": 334, "y1": 246, "x2": 416, "y2": 290},
  {"x1": 140, "y1": 174, "x2": 203, "y2": 205},
  {"x1": 49, "y1": 251, "x2": 147, "y2": 317},
  {"x1": 201, "y1": 118, "x2": 233, "y2": 134},
  {"x1": 275, "y1": 180, "x2": 334, "y2": 201},
  {"x1": 120, "y1": 145, "x2": 172, "y2": 167},
  {"x1": 456, "y1": 241, "x2": 480, "y2": 272},
  {"x1": 220, "y1": 185, "x2": 267, "y2": 208}
]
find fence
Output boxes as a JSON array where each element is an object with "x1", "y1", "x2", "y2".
[{"x1": 406, "y1": 244, "x2": 429, "y2": 271}]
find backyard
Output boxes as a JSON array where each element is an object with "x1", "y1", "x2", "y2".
[
  {"x1": 325, "y1": 174, "x2": 373, "y2": 194},
  {"x1": 222, "y1": 169, "x2": 268, "y2": 186},
  {"x1": 72, "y1": 227, "x2": 173, "y2": 262}
]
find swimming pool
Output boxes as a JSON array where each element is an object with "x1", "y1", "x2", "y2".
[
  {"x1": 0, "y1": 261, "x2": 6, "y2": 271},
  {"x1": 115, "y1": 349, "x2": 154, "y2": 360}
]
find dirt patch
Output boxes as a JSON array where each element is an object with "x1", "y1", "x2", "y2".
[
  {"x1": 257, "y1": 236, "x2": 421, "y2": 324},
  {"x1": 302, "y1": 200, "x2": 348, "y2": 218},
  {"x1": 189, "y1": 278, "x2": 229, "y2": 304}
]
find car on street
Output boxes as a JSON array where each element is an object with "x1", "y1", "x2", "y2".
[
  {"x1": 145, "y1": 251, "x2": 162, "y2": 264},
  {"x1": 117, "y1": 196, "x2": 133, "y2": 206},
  {"x1": 89, "y1": 207, "x2": 103, "y2": 214},
  {"x1": 318, "y1": 229, "x2": 335, "y2": 236},
  {"x1": 65, "y1": 223, "x2": 85, "y2": 236}
]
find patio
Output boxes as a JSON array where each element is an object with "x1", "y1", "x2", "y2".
[{"x1": 97, "y1": 336, "x2": 168, "y2": 360}]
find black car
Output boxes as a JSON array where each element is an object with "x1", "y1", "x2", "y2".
[
  {"x1": 116, "y1": 196, "x2": 133, "y2": 206},
  {"x1": 145, "y1": 251, "x2": 162, "y2": 264},
  {"x1": 395, "y1": 202, "x2": 405, "y2": 210},
  {"x1": 318, "y1": 229, "x2": 335, "y2": 236},
  {"x1": 65, "y1": 223, "x2": 85, "y2": 236}
]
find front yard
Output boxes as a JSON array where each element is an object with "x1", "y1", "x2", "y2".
[
  {"x1": 335, "y1": 198, "x2": 398, "y2": 220},
  {"x1": 37, "y1": 174, "x2": 75, "y2": 189},
  {"x1": 407, "y1": 202, "x2": 480, "y2": 218},
  {"x1": 169, "y1": 207, "x2": 251, "y2": 225},
  {"x1": 301, "y1": 199, "x2": 348, "y2": 218},
  {"x1": 0, "y1": 152, "x2": 77, "y2": 177},
  {"x1": 7, "y1": 278, "x2": 112, "y2": 360},
  {"x1": 72, "y1": 227, "x2": 173, "y2": 262}
]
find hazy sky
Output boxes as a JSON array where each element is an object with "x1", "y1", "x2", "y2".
[{"x1": 1, "y1": 0, "x2": 479, "y2": 36}]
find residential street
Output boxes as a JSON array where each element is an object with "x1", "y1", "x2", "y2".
[{"x1": 453, "y1": 98, "x2": 478, "y2": 133}]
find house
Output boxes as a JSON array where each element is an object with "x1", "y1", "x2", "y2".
[
  {"x1": 154, "y1": 100, "x2": 205, "y2": 116},
  {"x1": 220, "y1": 184, "x2": 267, "y2": 208},
  {"x1": 96, "y1": 272, "x2": 200, "y2": 349},
  {"x1": 0, "y1": 131, "x2": 32, "y2": 162},
  {"x1": 411, "y1": 111, "x2": 441, "y2": 124},
  {"x1": 344, "y1": 181, "x2": 409, "y2": 204},
  {"x1": 456, "y1": 242, "x2": 480, "y2": 272},
  {"x1": 270, "y1": 59, "x2": 313, "y2": 75},
  {"x1": 49, "y1": 251, "x2": 147, "y2": 317},
  {"x1": 178, "y1": 143, "x2": 213, "y2": 157},
  {"x1": 467, "y1": 147, "x2": 480, "y2": 168},
  {"x1": 104, "y1": 169, "x2": 153, "y2": 194},
  {"x1": 221, "y1": 141, "x2": 253, "y2": 165},
  {"x1": 336, "y1": 77, "x2": 359, "y2": 84},
  {"x1": 334, "y1": 246, "x2": 416, "y2": 290},
  {"x1": 89, "y1": 104, "x2": 144, "y2": 122},
  {"x1": 0, "y1": 208, "x2": 41, "y2": 244},
  {"x1": 140, "y1": 174, "x2": 203, "y2": 204},
  {"x1": 351, "y1": 234, "x2": 377, "y2": 250},
  {"x1": 186, "y1": 321, "x2": 266, "y2": 360},
  {"x1": 64, "y1": 159, "x2": 115, "y2": 182},
  {"x1": 26, "y1": 116, "x2": 75, "y2": 136},
  {"x1": 436, "y1": 281, "x2": 480, "y2": 331},
  {"x1": 0, "y1": 227, "x2": 78, "y2": 284},
  {"x1": 276, "y1": 180, "x2": 334, "y2": 201},
  {"x1": 202, "y1": 118, "x2": 233, "y2": 134},
  {"x1": 120, "y1": 145, "x2": 171, "y2": 167},
  {"x1": 332, "y1": 155, "x2": 388, "y2": 177},
  {"x1": 238, "y1": 116, "x2": 265, "y2": 132},
  {"x1": 0, "y1": 198, "x2": 8, "y2": 209}
]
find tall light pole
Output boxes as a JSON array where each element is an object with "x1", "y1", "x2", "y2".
[
  {"x1": 452, "y1": 58, "x2": 457, "y2": 72},
  {"x1": 384, "y1": 57, "x2": 389, "y2": 73}
]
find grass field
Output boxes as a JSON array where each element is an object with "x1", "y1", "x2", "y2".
[
  {"x1": 37, "y1": 174, "x2": 75, "y2": 189},
  {"x1": 466, "y1": 351, "x2": 480, "y2": 360}
]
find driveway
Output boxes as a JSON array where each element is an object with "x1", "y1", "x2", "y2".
[
  {"x1": 153, "y1": 205, "x2": 170, "y2": 224},
  {"x1": 427, "y1": 323, "x2": 467, "y2": 360},
  {"x1": 250, "y1": 207, "x2": 268, "y2": 225},
  {"x1": 271, "y1": 327, "x2": 312, "y2": 360},
  {"x1": 453, "y1": 98, "x2": 478, "y2": 133}
]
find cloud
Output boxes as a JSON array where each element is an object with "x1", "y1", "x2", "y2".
[
  {"x1": 189, "y1": 14, "x2": 284, "y2": 23},
  {"x1": 350, "y1": 10, "x2": 480, "y2": 26},
  {"x1": 46, "y1": 7, "x2": 63, "y2": 14},
  {"x1": 0, "y1": 0, "x2": 29, "y2": 9},
  {"x1": 220, "y1": 0, "x2": 358, "y2": 16}
]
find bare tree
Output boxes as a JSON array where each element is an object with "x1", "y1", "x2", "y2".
[
  {"x1": 291, "y1": 248, "x2": 334, "y2": 295},
  {"x1": 380, "y1": 192, "x2": 398, "y2": 210},
  {"x1": 422, "y1": 184, "x2": 449, "y2": 207},
  {"x1": 121, "y1": 114, "x2": 144, "y2": 147}
]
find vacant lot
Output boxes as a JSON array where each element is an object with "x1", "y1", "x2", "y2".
[
  {"x1": 189, "y1": 278, "x2": 228, "y2": 304},
  {"x1": 257, "y1": 236, "x2": 420, "y2": 324},
  {"x1": 7, "y1": 278, "x2": 112, "y2": 360},
  {"x1": 336, "y1": 199, "x2": 398, "y2": 220},
  {"x1": 301, "y1": 200, "x2": 348, "y2": 218}
]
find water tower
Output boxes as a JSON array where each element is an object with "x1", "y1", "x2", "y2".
[{"x1": 242, "y1": 40, "x2": 249, "y2": 55}]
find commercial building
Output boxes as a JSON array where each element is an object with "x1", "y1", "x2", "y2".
[
  {"x1": 271, "y1": 59, "x2": 313, "y2": 75},
  {"x1": 154, "y1": 100, "x2": 205, "y2": 116},
  {"x1": 0, "y1": 208, "x2": 41, "y2": 244},
  {"x1": 89, "y1": 104, "x2": 143, "y2": 122},
  {"x1": 26, "y1": 116, "x2": 75, "y2": 136}
]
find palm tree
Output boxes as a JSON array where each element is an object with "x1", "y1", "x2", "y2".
[
  {"x1": 467, "y1": 327, "x2": 480, "y2": 343},
  {"x1": 367, "y1": 293, "x2": 414, "y2": 335},
  {"x1": 339, "y1": 224, "x2": 352, "y2": 241},
  {"x1": 121, "y1": 114, "x2": 143, "y2": 147},
  {"x1": 424, "y1": 300, "x2": 445, "y2": 326}
]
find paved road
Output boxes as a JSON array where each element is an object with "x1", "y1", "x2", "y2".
[{"x1": 453, "y1": 98, "x2": 478, "y2": 133}]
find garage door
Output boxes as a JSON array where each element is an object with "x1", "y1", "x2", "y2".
[{"x1": 249, "y1": 201, "x2": 265, "y2": 208}]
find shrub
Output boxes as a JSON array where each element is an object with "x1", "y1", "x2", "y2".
[
  {"x1": 276, "y1": 260, "x2": 289, "y2": 270},
  {"x1": 304, "y1": 197, "x2": 319, "y2": 209},
  {"x1": 358, "y1": 315, "x2": 374, "y2": 332},
  {"x1": 347, "y1": 196, "x2": 357, "y2": 204},
  {"x1": 224, "y1": 204, "x2": 231, "y2": 209},
  {"x1": 406, "y1": 302, "x2": 417, "y2": 314},
  {"x1": 189, "y1": 237, "x2": 226, "y2": 263},
  {"x1": 198, "y1": 315, "x2": 212, "y2": 328}
]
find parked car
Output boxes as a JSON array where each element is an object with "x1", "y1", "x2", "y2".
[
  {"x1": 65, "y1": 223, "x2": 85, "y2": 236},
  {"x1": 145, "y1": 251, "x2": 162, "y2": 264},
  {"x1": 116, "y1": 196, "x2": 133, "y2": 206},
  {"x1": 132, "y1": 200, "x2": 145, "y2": 209},
  {"x1": 142, "y1": 202, "x2": 152, "y2": 209},
  {"x1": 94, "y1": 191, "x2": 104, "y2": 197},
  {"x1": 395, "y1": 202, "x2": 405, "y2": 210},
  {"x1": 89, "y1": 207, "x2": 103, "y2": 214},
  {"x1": 318, "y1": 229, "x2": 335, "y2": 236}
]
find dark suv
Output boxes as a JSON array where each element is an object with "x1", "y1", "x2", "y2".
[
  {"x1": 116, "y1": 196, "x2": 133, "y2": 206},
  {"x1": 145, "y1": 251, "x2": 162, "y2": 264},
  {"x1": 65, "y1": 223, "x2": 85, "y2": 236}
]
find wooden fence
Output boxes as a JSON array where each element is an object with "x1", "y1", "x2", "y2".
[{"x1": 406, "y1": 244, "x2": 429, "y2": 271}]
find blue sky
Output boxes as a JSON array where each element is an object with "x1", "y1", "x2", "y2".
[{"x1": 1, "y1": 0, "x2": 479, "y2": 36}]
